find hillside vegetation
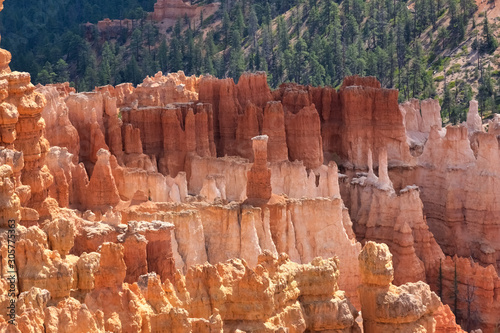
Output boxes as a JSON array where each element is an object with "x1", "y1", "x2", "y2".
[{"x1": 1, "y1": 0, "x2": 499, "y2": 123}]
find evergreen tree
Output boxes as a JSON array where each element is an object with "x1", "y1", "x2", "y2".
[
  {"x1": 411, "y1": 41, "x2": 425, "y2": 97},
  {"x1": 292, "y1": 38, "x2": 309, "y2": 84},
  {"x1": 130, "y1": 28, "x2": 143, "y2": 59},
  {"x1": 83, "y1": 51, "x2": 98, "y2": 90},
  {"x1": 234, "y1": 4, "x2": 246, "y2": 38},
  {"x1": 144, "y1": 21, "x2": 159, "y2": 55},
  {"x1": 158, "y1": 39, "x2": 168, "y2": 72},
  {"x1": 203, "y1": 32, "x2": 216, "y2": 75},
  {"x1": 277, "y1": 16, "x2": 289, "y2": 53},
  {"x1": 99, "y1": 42, "x2": 116, "y2": 85},
  {"x1": 442, "y1": 81, "x2": 453, "y2": 120},
  {"x1": 36, "y1": 62, "x2": 56, "y2": 85},
  {"x1": 222, "y1": 11, "x2": 231, "y2": 48},
  {"x1": 481, "y1": 14, "x2": 499, "y2": 54},
  {"x1": 125, "y1": 55, "x2": 143, "y2": 85},
  {"x1": 478, "y1": 65, "x2": 495, "y2": 116},
  {"x1": 262, "y1": 24, "x2": 272, "y2": 64},
  {"x1": 54, "y1": 59, "x2": 70, "y2": 83},
  {"x1": 248, "y1": 6, "x2": 259, "y2": 46},
  {"x1": 228, "y1": 29, "x2": 245, "y2": 81},
  {"x1": 169, "y1": 36, "x2": 183, "y2": 72},
  {"x1": 343, "y1": 14, "x2": 359, "y2": 45}
]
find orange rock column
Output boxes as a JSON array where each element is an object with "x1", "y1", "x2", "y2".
[{"x1": 246, "y1": 135, "x2": 272, "y2": 201}]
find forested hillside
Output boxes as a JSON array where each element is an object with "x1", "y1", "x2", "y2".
[{"x1": 1, "y1": 0, "x2": 499, "y2": 123}]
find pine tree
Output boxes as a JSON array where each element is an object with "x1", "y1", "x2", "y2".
[
  {"x1": 144, "y1": 22, "x2": 158, "y2": 55},
  {"x1": 37, "y1": 62, "x2": 56, "y2": 85},
  {"x1": 248, "y1": 6, "x2": 259, "y2": 46},
  {"x1": 83, "y1": 51, "x2": 98, "y2": 90},
  {"x1": 99, "y1": 57, "x2": 112, "y2": 86},
  {"x1": 158, "y1": 39, "x2": 168, "y2": 72},
  {"x1": 442, "y1": 80, "x2": 453, "y2": 121},
  {"x1": 293, "y1": 38, "x2": 309, "y2": 84},
  {"x1": 234, "y1": 4, "x2": 246, "y2": 38},
  {"x1": 343, "y1": 14, "x2": 359, "y2": 45},
  {"x1": 125, "y1": 55, "x2": 143, "y2": 85},
  {"x1": 411, "y1": 41, "x2": 425, "y2": 97},
  {"x1": 376, "y1": 46, "x2": 389, "y2": 85},
  {"x1": 428, "y1": 0, "x2": 437, "y2": 30},
  {"x1": 262, "y1": 24, "x2": 272, "y2": 64},
  {"x1": 481, "y1": 14, "x2": 499, "y2": 54},
  {"x1": 174, "y1": 18, "x2": 182, "y2": 39},
  {"x1": 478, "y1": 65, "x2": 495, "y2": 116},
  {"x1": 169, "y1": 36, "x2": 183, "y2": 72},
  {"x1": 99, "y1": 42, "x2": 116, "y2": 85},
  {"x1": 277, "y1": 16, "x2": 289, "y2": 53},
  {"x1": 54, "y1": 59, "x2": 69, "y2": 83},
  {"x1": 222, "y1": 11, "x2": 231, "y2": 48},
  {"x1": 228, "y1": 29, "x2": 245, "y2": 81},
  {"x1": 130, "y1": 28, "x2": 143, "y2": 59},
  {"x1": 202, "y1": 32, "x2": 216, "y2": 75},
  {"x1": 141, "y1": 51, "x2": 158, "y2": 77}
]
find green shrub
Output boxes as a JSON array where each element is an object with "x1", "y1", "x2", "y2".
[{"x1": 434, "y1": 75, "x2": 445, "y2": 82}]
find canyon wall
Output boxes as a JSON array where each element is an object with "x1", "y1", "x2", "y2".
[{"x1": 0, "y1": 15, "x2": 488, "y2": 330}]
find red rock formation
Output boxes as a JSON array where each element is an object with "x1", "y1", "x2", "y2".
[
  {"x1": 415, "y1": 127, "x2": 500, "y2": 269},
  {"x1": 122, "y1": 124, "x2": 142, "y2": 154},
  {"x1": 152, "y1": 0, "x2": 219, "y2": 30},
  {"x1": 235, "y1": 103, "x2": 261, "y2": 160},
  {"x1": 429, "y1": 256, "x2": 500, "y2": 332},
  {"x1": 198, "y1": 76, "x2": 242, "y2": 156},
  {"x1": 400, "y1": 98, "x2": 443, "y2": 156},
  {"x1": 36, "y1": 85, "x2": 80, "y2": 162},
  {"x1": 262, "y1": 101, "x2": 288, "y2": 162},
  {"x1": 84, "y1": 149, "x2": 120, "y2": 211},
  {"x1": 0, "y1": 19, "x2": 472, "y2": 331},
  {"x1": 46, "y1": 147, "x2": 74, "y2": 208},
  {"x1": 339, "y1": 78, "x2": 414, "y2": 168},
  {"x1": 66, "y1": 92, "x2": 109, "y2": 167},
  {"x1": 246, "y1": 135, "x2": 272, "y2": 201},
  {"x1": 159, "y1": 102, "x2": 215, "y2": 176},
  {"x1": 275, "y1": 83, "x2": 312, "y2": 114},
  {"x1": 93, "y1": 242, "x2": 126, "y2": 289},
  {"x1": 343, "y1": 149, "x2": 444, "y2": 286},
  {"x1": 5, "y1": 71, "x2": 53, "y2": 210},
  {"x1": 236, "y1": 71, "x2": 273, "y2": 109},
  {"x1": 15, "y1": 226, "x2": 74, "y2": 299},
  {"x1": 0, "y1": 79, "x2": 17, "y2": 149},
  {"x1": 358, "y1": 241, "x2": 441, "y2": 332},
  {"x1": 342, "y1": 75, "x2": 382, "y2": 89},
  {"x1": 121, "y1": 102, "x2": 215, "y2": 176},
  {"x1": 133, "y1": 71, "x2": 200, "y2": 107},
  {"x1": 185, "y1": 252, "x2": 360, "y2": 332},
  {"x1": 434, "y1": 305, "x2": 466, "y2": 333},
  {"x1": 285, "y1": 104, "x2": 324, "y2": 169},
  {"x1": 0, "y1": 164, "x2": 20, "y2": 228}
]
